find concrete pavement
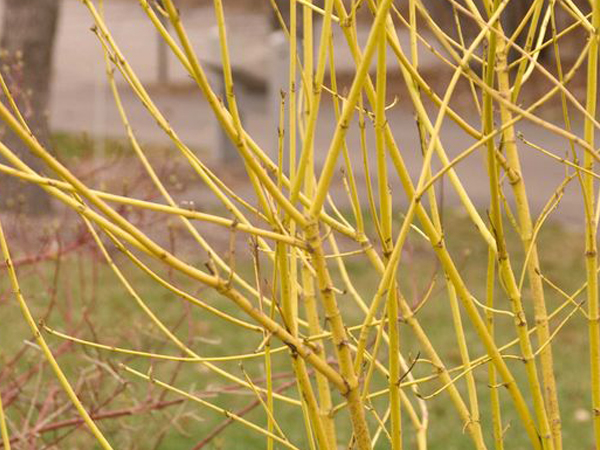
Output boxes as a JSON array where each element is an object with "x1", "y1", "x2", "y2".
[{"x1": 0, "y1": 0, "x2": 595, "y2": 226}]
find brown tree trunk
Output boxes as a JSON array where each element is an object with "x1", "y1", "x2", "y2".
[
  {"x1": 501, "y1": 0, "x2": 534, "y2": 61},
  {"x1": 0, "y1": 0, "x2": 60, "y2": 214},
  {"x1": 270, "y1": 0, "x2": 325, "y2": 37}
]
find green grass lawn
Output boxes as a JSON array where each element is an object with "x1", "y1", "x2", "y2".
[{"x1": 0, "y1": 206, "x2": 594, "y2": 449}]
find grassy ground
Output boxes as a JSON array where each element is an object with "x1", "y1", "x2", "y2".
[{"x1": 0, "y1": 196, "x2": 594, "y2": 449}]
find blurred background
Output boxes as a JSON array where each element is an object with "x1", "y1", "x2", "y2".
[{"x1": 0, "y1": 0, "x2": 592, "y2": 221}]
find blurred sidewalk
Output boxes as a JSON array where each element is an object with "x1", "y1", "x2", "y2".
[
  {"x1": 48, "y1": 0, "x2": 442, "y2": 151},
  {"x1": 0, "y1": 1, "x2": 593, "y2": 224}
]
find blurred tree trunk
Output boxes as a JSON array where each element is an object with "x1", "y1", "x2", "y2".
[
  {"x1": 501, "y1": 0, "x2": 534, "y2": 61},
  {"x1": 270, "y1": 0, "x2": 324, "y2": 37},
  {"x1": 271, "y1": 0, "x2": 294, "y2": 34},
  {"x1": 0, "y1": 0, "x2": 60, "y2": 214}
]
